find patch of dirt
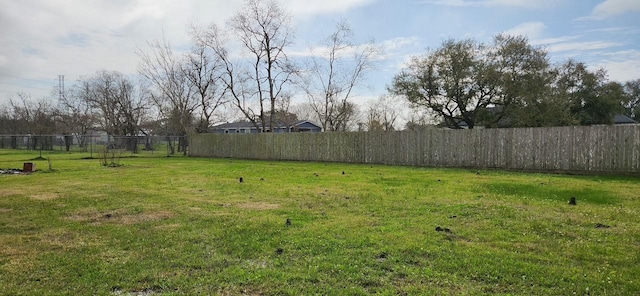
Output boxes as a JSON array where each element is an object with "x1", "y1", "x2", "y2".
[
  {"x1": 0, "y1": 208, "x2": 12, "y2": 213},
  {"x1": 67, "y1": 209, "x2": 174, "y2": 225},
  {"x1": 236, "y1": 202, "x2": 280, "y2": 210}
]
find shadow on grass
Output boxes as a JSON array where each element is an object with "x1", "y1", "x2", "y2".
[{"x1": 483, "y1": 183, "x2": 618, "y2": 205}]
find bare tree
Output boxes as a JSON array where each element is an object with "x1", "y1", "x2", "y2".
[
  {"x1": 8, "y1": 93, "x2": 56, "y2": 150},
  {"x1": 183, "y1": 43, "x2": 228, "y2": 132},
  {"x1": 269, "y1": 93, "x2": 299, "y2": 131},
  {"x1": 0, "y1": 101, "x2": 20, "y2": 148},
  {"x1": 403, "y1": 109, "x2": 436, "y2": 131},
  {"x1": 193, "y1": 0, "x2": 297, "y2": 132},
  {"x1": 138, "y1": 38, "x2": 196, "y2": 154},
  {"x1": 302, "y1": 20, "x2": 379, "y2": 131},
  {"x1": 0, "y1": 104, "x2": 13, "y2": 135},
  {"x1": 56, "y1": 86, "x2": 98, "y2": 151},
  {"x1": 75, "y1": 71, "x2": 149, "y2": 152},
  {"x1": 364, "y1": 95, "x2": 400, "y2": 131},
  {"x1": 289, "y1": 102, "x2": 317, "y2": 124},
  {"x1": 334, "y1": 101, "x2": 359, "y2": 132}
]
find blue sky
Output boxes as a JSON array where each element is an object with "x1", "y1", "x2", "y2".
[{"x1": 1, "y1": 0, "x2": 639, "y2": 111}]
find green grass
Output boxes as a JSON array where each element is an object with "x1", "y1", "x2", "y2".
[{"x1": 0, "y1": 149, "x2": 639, "y2": 295}]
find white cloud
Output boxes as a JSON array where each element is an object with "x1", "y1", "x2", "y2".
[
  {"x1": 419, "y1": 0, "x2": 470, "y2": 7},
  {"x1": 547, "y1": 41, "x2": 622, "y2": 53},
  {"x1": 591, "y1": 0, "x2": 640, "y2": 19},
  {"x1": 531, "y1": 35, "x2": 581, "y2": 46},
  {"x1": 0, "y1": 55, "x2": 8, "y2": 67},
  {"x1": 593, "y1": 50, "x2": 640, "y2": 82},
  {"x1": 0, "y1": 0, "x2": 379, "y2": 101},
  {"x1": 381, "y1": 37, "x2": 421, "y2": 52},
  {"x1": 0, "y1": 1, "x2": 200, "y2": 83},
  {"x1": 483, "y1": 0, "x2": 560, "y2": 8},
  {"x1": 502, "y1": 22, "x2": 546, "y2": 38},
  {"x1": 294, "y1": 38, "x2": 418, "y2": 79},
  {"x1": 420, "y1": 0, "x2": 561, "y2": 9},
  {"x1": 282, "y1": 0, "x2": 376, "y2": 15}
]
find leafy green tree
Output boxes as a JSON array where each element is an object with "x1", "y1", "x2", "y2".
[
  {"x1": 390, "y1": 39, "x2": 492, "y2": 129},
  {"x1": 391, "y1": 35, "x2": 552, "y2": 129},
  {"x1": 622, "y1": 79, "x2": 640, "y2": 120},
  {"x1": 392, "y1": 35, "x2": 636, "y2": 129},
  {"x1": 555, "y1": 60, "x2": 622, "y2": 125},
  {"x1": 482, "y1": 35, "x2": 554, "y2": 128}
]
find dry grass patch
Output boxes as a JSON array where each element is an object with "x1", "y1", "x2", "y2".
[
  {"x1": 154, "y1": 223, "x2": 182, "y2": 231},
  {"x1": 119, "y1": 211, "x2": 174, "y2": 224},
  {"x1": 0, "y1": 243, "x2": 29, "y2": 257},
  {"x1": 100, "y1": 249, "x2": 136, "y2": 265},
  {"x1": 30, "y1": 192, "x2": 61, "y2": 200},
  {"x1": 67, "y1": 208, "x2": 174, "y2": 225},
  {"x1": 42, "y1": 231, "x2": 77, "y2": 247},
  {"x1": 236, "y1": 202, "x2": 280, "y2": 210},
  {"x1": 0, "y1": 189, "x2": 22, "y2": 197},
  {"x1": 0, "y1": 241, "x2": 39, "y2": 273}
]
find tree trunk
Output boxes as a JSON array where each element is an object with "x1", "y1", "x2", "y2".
[
  {"x1": 128, "y1": 137, "x2": 139, "y2": 153},
  {"x1": 64, "y1": 135, "x2": 73, "y2": 152},
  {"x1": 167, "y1": 136, "x2": 175, "y2": 155},
  {"x1": 145, "y1": 136, "x2": 153, "y2": 151}
]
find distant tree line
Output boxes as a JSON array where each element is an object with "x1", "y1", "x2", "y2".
[
  {"x1": 0, "y1": 0, "x2": 380, "y2": 154},
  {"x1": 2, "y1": 0, "x2": 639, "y2": 153}
]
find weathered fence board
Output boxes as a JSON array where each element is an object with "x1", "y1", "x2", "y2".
[{"x1": 189, "y1": 125, "x2": 640, "y2": 173}]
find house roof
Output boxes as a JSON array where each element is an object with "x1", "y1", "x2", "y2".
[
  {"x1": 212, "y1": 121, "x2": 256, "y2": 129},
  {"x1": 211, "y1": 120, "x2": 321, "y2": 130},
  {"x1": 291, "y1": 120, "x2": 321, "y2": 128},
  {"x1": 613, "y1": 114, "x2": 637, "y2": 124}
]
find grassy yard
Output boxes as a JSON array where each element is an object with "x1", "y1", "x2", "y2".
[{"x1": 0, "y1": 149, "x2": 638, "y2": 295}]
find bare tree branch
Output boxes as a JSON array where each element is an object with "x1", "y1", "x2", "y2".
[{"x1": 302, "y1": 20, "x2": 379, "y2": 131}]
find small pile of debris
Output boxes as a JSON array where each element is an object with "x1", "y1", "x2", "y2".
[{"x1": 0, "y1": 168, "x2": 24, "y2": 175}]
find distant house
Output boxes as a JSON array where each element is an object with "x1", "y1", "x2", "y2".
[
  {"x1": 210, "y1": 120, "x2": 322, "y2": 134},
  {"x1": 86, "y1": 129, "x2": 109, "y2": 144},
  {"x1": 613, "y1": 114, "x2": 638, "y2": 125}
]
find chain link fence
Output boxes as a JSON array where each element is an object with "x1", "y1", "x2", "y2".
[{"x1": 0, "y1": 134, "x2": 188, "y2": 157}]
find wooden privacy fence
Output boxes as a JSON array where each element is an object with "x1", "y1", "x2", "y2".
[{"x1": 189, "y1": 125, "x2": 640, "y2": 173}]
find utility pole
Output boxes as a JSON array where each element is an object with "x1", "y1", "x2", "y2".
[
  {"x1": 58, "y1": 75, "x2": 65, "y2": 101},
  {"x1": 58, "y1": 74, "x2": 72, "y2": 152}
]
